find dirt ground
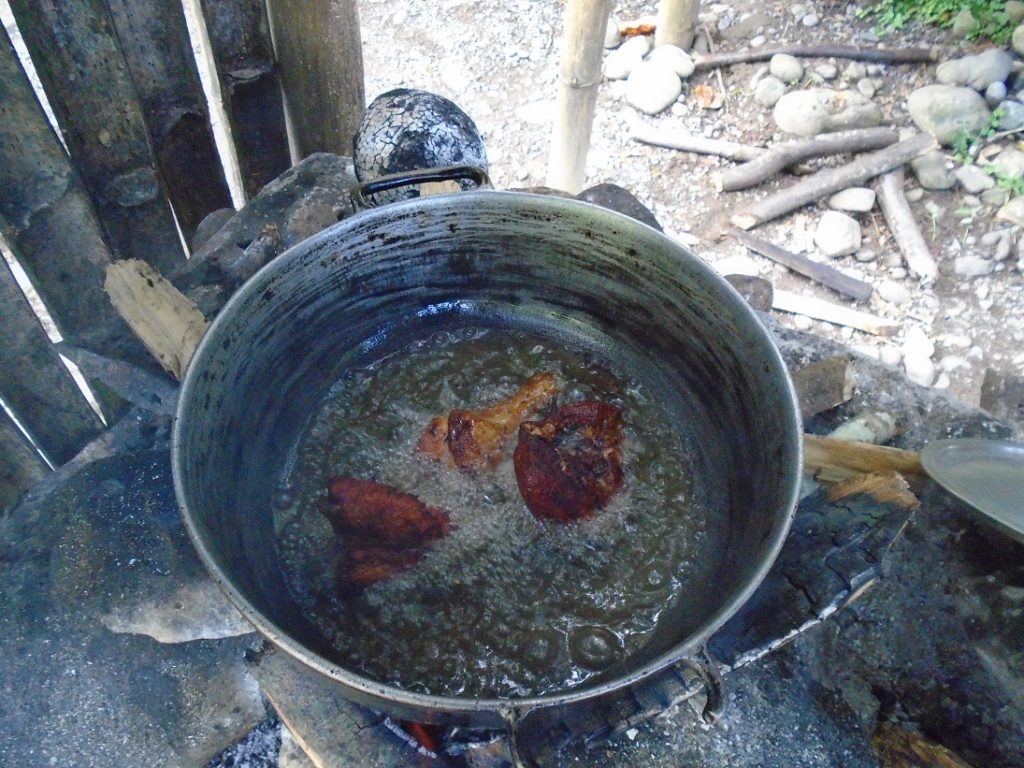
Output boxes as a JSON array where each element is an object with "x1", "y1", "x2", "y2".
[{"x1": 357, "y1": 0, "x2": 1024, "y2": 411}]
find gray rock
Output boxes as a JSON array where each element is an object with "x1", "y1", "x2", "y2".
[
  {"x1": 879, "y1": 345, "x2": 903, "y2": 367},
  {"x1": 845, "y1": 62, "x2": 867, "y2": 80},
  {"x1": 754, "y1": 76, "x2": 787, "y2": 107},
  {"x1": 604, "y1": 35, "x2": 650, "y2": 80},
  {"x1": 605, "y1": 17, "x2": 624, "y2": 48},
  {"x1": 904, "y1": 354, "x2": 936, "y2": 387},
  {"x1": 814, "y1": 211, "x2": 862, "y2": 257},
  {"x1": 750, "y1": 34, "x2": 767, "y2": 47},
  {"x1": 951, "y1": 8, "x2": 978, "y2": 36},
  {"x1": 815, "y1": 64, "x2": 838, "y2": 80},
  {"x1": 769, "y1": 53, "x2": 803, "y2": 84},
  {"x1": 855, "y1": 248, "x2": 878, "y2": 262},
  {"x1": 936, "y1": 49, "x2": 1014, "y2": 91},
  {"x1": 1014, "y1": 24, "x2": 1024, "y2": 57},
  {"x1": 1008, "y1": 0, "x2": 1024, "y2": 22},
  {"x1": 962, "y1": 194, "x2": 983, "y2": 208},
  {"x1": 996, "y1": 99, "x2": 1024, "y2": 130},
  {"x1": 985, "y1": 81, "x2": 1008, "y2": 106},
  {"x1": 191, "y1": 207, "x2": 235, "y2": 252},
  {"x1": 773, "y1": 89, "x2": 883, "y2": 136},
  {"x1": 648, "y1": 44, "x2": 696, "y2": 78},
  {"x1": 989, "y1": 147, "x2": 1024, "y2": 178},
  {"x1": 995, "y1": 235, "x2": 1013, "y2": 262},
  {"x1": 905, "y1": 187, "x2": 925, "y2": 202},
  {"x1": 910, "y1": 150, "x2": 956, "y2": 190},
  {"x1": 907, "y1": 85, "x2": 992, "y2": 146},
  {"x1": 877, "y1": 279, "x2": 911, "y2": 305},
  {"x1": 955, "y1": 164, "x2": 995, "y2": 193},
  {"x1": 980, "y1": 229, "x2": 1008, "y2": 247},
  {"x1": 802, "y1": 12, "x2": 820, "y2": 27},
  {"x1": 857, "y1": 78, "x2": 876, "y2": 98},
  {"x1": 903, "y1": 325, "x2": 935, "y2": 358},
  {"x1": 828, "y1": 187, "x2": 876, "y2": 212},
  {"x1": 997, "y1": 196, "x2": 1024, "y2": 226},
  {"x1": 981, "y1": 187, "x2": 1010, "y2": 207},
  {"x1": 954, "y1": 255, "x2": 995, "y2": 275},
  {"x1": 626, "y1": 60, "x2": 682, "y2": 114}
]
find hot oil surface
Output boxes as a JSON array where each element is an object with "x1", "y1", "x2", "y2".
[{"x1": 275, "y1": 327, "x2": 718, "y2": 698}]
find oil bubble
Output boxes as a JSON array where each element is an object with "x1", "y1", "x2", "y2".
[{"x1": 569, "y1": 626, "x2": 623, "y2": 670}]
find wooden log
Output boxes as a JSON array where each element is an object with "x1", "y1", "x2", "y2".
[
  {"x1": 803, "y1": 435, "x2": 925, "y2": 482},
  {"x1": 872, "y1": 722, "x2": 976, "y2": 768},
  {"x1": 0, "y1": 252, "x2": 104, "y2": 466},
  {"x1": 827, "y1": 472, "x2": 918, "y2": 509},
  {"x1": 632, "y1": 125, "x2": 765, "y2": 161},
  {"x1": 105, "y1": 260, "x2": 209, "y2": 380},
  {"x1": 265, "y1": 0, "x2": 364, "y2": 158},
  {"x1": 546, "y1": 0, "x2": 614, "y2": 193},
  {"x1": 6, "y1": 0, "x2": 185, "y2": 275},
  {"x1": 731, "y1": 227, "x2": 874, "y2": 302},
  {"x1": 828, "y1": 410, "x2": 897, "y2": 445},
  {"x1": 0, "y1": 409, "x2": 50, "y2": 513},
  {"x1": 198, "y1": 0, "x2": 292, "y2": 198},
  {"x1": 791, "y1": 356, "x2": 855, "y2": 421},
  {"x1": 875, "y1": 167, "x2": 938, "y2": 281},
  {"x1": 732, "y1": 133, "x2": 936, "y2": 230},
  {"x1": 693, "y1": 45, "x2": 941, "y2": 70},
  {"x1": 56, "y1": 344, "x2": 179, "y2": 415},
  {"x1": 773, "y1": 290, "x2": 900, "y2": 336},
  {"x1": 716, "y1": 127, "x2": 900, "y2": 192},
  {"x1": 655, "y1": 0, "x2": 700, "y2": 50},
  {"x1": 104, "y1": 0, "x2": 232, "y2": 241}
]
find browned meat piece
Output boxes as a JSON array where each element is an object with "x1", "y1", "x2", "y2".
[
  {"x1": 321, "y1": 477, "x2": 451, "y2": 545},
  {"x1": 417, "y1": 372, "x2": 561, "y2": 470},
  {"x1": 513, "y1": 401, "x2": 625, "y2": 522},
  {"x1": 336, "y1": 545, "x2": 426, "y2": 591}
]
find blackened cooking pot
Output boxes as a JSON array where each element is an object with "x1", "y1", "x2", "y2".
[{"x1": 172, "y1": 169, "x2": 801, "y2": 734}]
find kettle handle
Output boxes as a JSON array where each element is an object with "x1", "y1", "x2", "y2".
[{"x1": 350, "y1": 164, "x2": 491, "y2": 211}]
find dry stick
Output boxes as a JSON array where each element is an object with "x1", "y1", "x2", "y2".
[
  {"x1": 632, "y1": 125, "x2": 765, "y2": 162},
  {"x1": 731, "y1": 227, "x2": 874, "y2": 302},
  {"x1": 773, "y1": 290, "x2": 900, "y2": 336},
  {"x1": 731, "y1": 132, "x2": 936, "y2": 230},
  {"x1": 693, "y1": 45, "x2": 940, "y2": 70},
  {"x1": 875, "y1": 167, "x2": 939, "y2": 281},
  {"x1": 803, "y1": 435, "x2": 926, "y2": 481},
  {"x1": 716, "y1": 127, "x2": 900, "y2": 192}
]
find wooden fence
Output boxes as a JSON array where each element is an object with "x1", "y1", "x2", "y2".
[{"x1": 0, "y1": 0, "x2": 363, "y2": 511}]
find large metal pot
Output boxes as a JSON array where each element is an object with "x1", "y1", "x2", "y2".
[{"x1": 172, "y1": 177, "x2": 801, "y2": 731}]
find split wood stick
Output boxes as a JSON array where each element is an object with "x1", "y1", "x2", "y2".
[
  {"x1": 773, "y1": 290, "x2": 900, "y2": 336},
  {"x1": 791, "y1": 356, "x2": 855, "y2": 421},
  {"x1": 732, "y1": 133, "x2": 936, "y2": 230},
  {"x1": 693, "y1": 45, "x2": 940, "y2": 70},
  {"x1": 827, "y1": 472, "x2": 919, "y2": 509},
  {"x1": 872, "y1": 722, "x2": 976, "y2": 768},
  {"x1": 104, "y1": 259, "x2": 209, "y2": 380},
  {"x1": 875, "y1": 167, "x2": 939, "y2": 281},
  {"x1": 803, "y1": 435, "x2": 925, "y2": 481},
  {"x1": 631, "y1": 125, "x2": 765, "y2": 162},
  {"x1": 716, "y1": 127, "x2": 900, "y2": 192},
  {"x1": 731, "y1": 227, "x2": 874, "y2": 302}
]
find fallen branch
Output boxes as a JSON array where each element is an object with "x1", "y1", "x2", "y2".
[
  {"x1": 631, "y1": 125, "x2": 764, "y2": 162},
  {"x1": 791, "y1": 356, "x2": 855, "y2": 421},
  {"x1": 716, "y1": 127, "x2": 900, "y2": 192},
  {"x1": 875, "y1": 167, "x2": 938, "y2": 281},
  {"x1": 773, "y1": 289, "x2": 900, "y2": 336},
  {"x1": 693, "y1": 45, "x2": 940, "y2": 70},
  {"x1": 803, "y1": 435, "x2": 925, "y2": 483},
  {"x1": 56, "y1": 343, "x2": 179, "y2": 415},
  {"x1": 731, "y1": 227, "x2": 873, "y2": 302},
  {"x1": 732, "y1": 133, "x2": 936, "y2": 230}
]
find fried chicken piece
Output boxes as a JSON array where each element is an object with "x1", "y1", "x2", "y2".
[
  {"x1": 336, "y1": 544, "x2": 426, "y2": 592},
  {"x1": 321, "y1": 477, "x2": 451, "y2": 545},
  {"x1": 417, "y1": 372, "x2": 561, "y2": 470},
  {"x1": 513, "y1": 401, "x2": 625, "y2": 523}
]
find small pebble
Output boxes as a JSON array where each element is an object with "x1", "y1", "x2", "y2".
[
  {"x1": 845, "y1": 62, "x2": 867, "y2": 80},
  {"x1": 904, "y1": 354, "x2": 936, "y2": 387},
  {"x1": 954, "y1": 256, "x2": 995, "y2": 276},
  {"x1": 985, "y1": 81, "x2": 1008, "y2": 106},
  {"x1": 802, "y1": 13, "x2": 820, "y2": 27},
  {"x1": 754, "y1": 76, "x2": 787, "y2": 107},
  {"x1": 750, "y1": 35, "x2": 767, "y2": 47},
  {"x1": 995, "y1": 237, "x2": 1013, "y2": 261},
  {"x1": 889, "y1": 267, "x2": 907, "y2": 279},
  {"x1": 857, "y1": 78, "x2": 876, "y2": 98},
  {"x1": 815, "y1": 64, "x2": 838, "y2": 80},
  {"x1": 877, "y1": 279, "x2": 911, "y2": 305},
  {"x1": 905, "y1": 188, "x2": 924, "y2": 202},
  {"x1": 855, "y1": 248, "x2": 877, "y2": 262},
  {"x1": 879, "y1": 345, "x2": 903, "y2": 367},
  {"x1": 793, "y1": 314, "x2": 813, "y2": 330}
]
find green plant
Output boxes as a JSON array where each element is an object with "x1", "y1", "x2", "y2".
[
  {"x1": 951, "y1": 109, "x2": 1005, "y2": 164},
  {"x1": 856, "y1": 0, "x2": 1014, "y2": 44},
  {"x1": 985, "y1": 164, "x2": 1024, "y2": 196}
]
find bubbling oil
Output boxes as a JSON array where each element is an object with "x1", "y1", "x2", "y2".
[{"x1": 275, "y1": 327, "x2": 713, "y2": 698}]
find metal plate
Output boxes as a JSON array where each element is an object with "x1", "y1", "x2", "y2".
[{"x1": 921, "y1": 439, "x2": 1024, "y2": 543}]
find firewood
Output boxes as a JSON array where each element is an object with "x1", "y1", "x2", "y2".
[
  {"x1": 631, "y1": 125, "x2": 765, "y2": 162},
  {"x1": 803, "y1": 435, "x2": 925, "y2": 483},
  {"x1": 828, "y1": 410, "x2": 897, "y2": 445},
  {"x1": 731, "y1": 227, "x2": 874, "y2": 302},
  {"x1": 827, "y1": 472, "x2": 919, "y2": 509},
  {"x1": 693, "y1": 45, "x2": 941, "y2": 70},
  {"x1": 732, "y1": 133, "x2": 936, "y2": 230},
  {"x1": 716, "y1": 128, "x2": 900, "y2": 192},
  {"x1": 773, "y1": 290, "x2": 900, "y2": 336},
  {"x1": 791, "y1": 356, "x2": 855, "y2": 421},
  {"x1": 872, "y1": 722, "x2": 976, "y2": 768},
  {"x1": 875, "y1": 168, "x2": 939, "y2": 280}
]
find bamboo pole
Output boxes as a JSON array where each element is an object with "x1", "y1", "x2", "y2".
[
  {"x1": 655, "y1": 0, "x2": 700, "y2": 50},
  {"x1": 546, "y1": 0, "x2": 613, "y2": 194}
]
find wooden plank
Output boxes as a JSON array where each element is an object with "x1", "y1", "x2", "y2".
[
  {"x1": 198, "y1": 0, "x2": 291, "y2": 198},
  {"x1": 0, "y1": 408, "x2": 49, "y2": 514},
  {"x1": 0, "y1": 31, "x2": 131, "y2": 356},
  {"x1": 6, "y1": 0, "x2": 185, "y2": 275},
  {"x1": 104, "y1": 0, "x2": 232, "y2": 241},
  {"x1": 265, "y1": 0, "x2": 364, "y2": 159},
  {"x1": 0, "y1": 252, "x2": 104, "y2": 466}
]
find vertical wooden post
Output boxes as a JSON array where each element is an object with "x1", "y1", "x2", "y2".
[
  {"x1": 104, "y1": 0, "x2": 233, "y2": 241},
  {"x1": 546, "y1": 0, "x2": 613, "y2": 194},
  {"x1": 655, "y1": 0, "x2": 701, "y2": 50},
  {"x1": 0, "y1": 409, "x2": 49, "y2": 514},
  {"x1": 6, "y1": 0, "x2": 186, "y2": 275},
  {"x1": 264, "y1": 0, "x2": 365, "y2": 159},
  {"x1": 197, "y1": 0, "x2": 292, "y2": 198}
]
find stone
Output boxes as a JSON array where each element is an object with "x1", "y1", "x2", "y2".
[
  {"x1": 994, "y1": 236, "x2": 1013, "y2": 262},
  {"x1": 626, "y1": 60, "x2": 683, "y2": 114},
  {"x1": 855, "y1": 248, "x2": 878, "y2": 262},
  {"x1": 910, "y1": 151, "x2": 956, "y2": 190},
  {"x1": 879, "y1": 345, "x2": 903, "y2": 367},
  {"x1": 905, "y1": 187, "x2": 924, "y2": 202},
  {"x1": 604, "y1": 35, "x2": 651, "y2": 80},
  {"x1": 754, "y1": 76, "x2": 787, "y2": 107},
  {"x1": 936, "y1": 49, "x2": 1014, "y2": 91},
  {"x1": 816, "y1": 64, "x2": 838, "y2": 80},
  {"x1": 907, "y1": 85, "x2": 992, "y2": 146},
  {"x1": 1014, "y1": 24, "x2": 1024, "y2": 57},
  {"x1": 605, "y1": 17, "x2": 624, "y2": 48},
  {"x1": 955, "y1": 164, "x2": 995, "y2": 193},
  {"x1": 997, "y1": 196, "x2": 1024, "y2": 226},
  {"x1": 857, "y1": 78, "x2": 876, "y2": 99},
  {"x1": 996, "y1": 100, "x2": 1024, "y2": 130},
  {"x1": 954, "y1": 256, "x2": 995, "y2": 276},
  {"x1": 903, "y1": 325, "x2": 935, "y2": 358},
  {"x1": 750, "y1": 34, "x2": 767, "y2": 47},
  {"x1": 989, "y1": 147, "x2": 1024, "y2": 178},
  {"x1": 192, "y1": 207, "x2": 235, "y2": 252},
  {"x1": 981, "y1": 187, "x2": 1010, "y2": 207},
  {"x1": 814, "y1": 211, "x2": 862, "y2": 257},
  {"x1": 769, "y1": 53, "x2": 803, "y2": 84},
  {"x1": 985, "y1": 81, "x2": 1007, "y2": 106},
  {"x1": 876, "y1": 280, "x2": 911, "y2": 305},
  {"x1": 802, "y1": 12, "x2": 820, "y2": 27},
  {"x1": 951, "y1": 8, "x2": 978, "y2": 36},
  {"x1": 845, "y1": 62, "x2": 867, "y2": 80},
  {"x1": 648, "y1": 45, "x2": 696, "y2": 78},
  {"x1": 904, "y1": 354, "x2": 936, "y2": 387},
  {"x1": 1009, "y1": 1, "x2": 1024, "y2": 22},
  {"x1": 773, "y1": 89, "x2": 883, "y2": 136},
  {"x1": 828, "y1": 187, "x2": 876, "y2": 213}
]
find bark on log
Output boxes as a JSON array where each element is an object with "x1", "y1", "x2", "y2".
[
  {"x1": 632, "y1": 125, "x2": 765, "y2": 161},
  {"x1": 773, "y1": 290, "x2": 900, "y2": 336},
  {"x1": 791, "y1": 356, "x2": 855, "y2": 421},
  {"x1": 731, "y1": 227, "x2": 874, "y2": 302},
  {"x1": 875, "y1": 167, "x2": 938, "y2": 281},
  {"x1": 6, "y1": 0, "x2": 185, "y2": 274},
  {"x1": 732, "y1": 133, "x2": 936, "y2": 230},
  {"x1": 198, "y1": 0, "x2": 291, "y2": 198},
  {"x1": 717, "y1": 127, "x2": 900, "y2": 192},
  {"x1": 265, "y1": 0, "x2": 365, "y2": 159},
  {"x1": 104, "y1": 0, "x2": 232, "y2": 241},
  {"x1": 655, "y1": 0, "x2": 700, "y2": 50},
  {"x1": 693, "y1": 45, "x2": 940, "y2": 70},
  {"x1": 546, "y1": 0, "x2": 614, "y2": 193},
  {"x1": 0, "y1": 409, "x2": 50, "y2": 513}
]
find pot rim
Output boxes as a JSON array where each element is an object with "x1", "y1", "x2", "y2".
[{"x1": 172, "y1": 189, "x2": 803, "y2": 718}]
